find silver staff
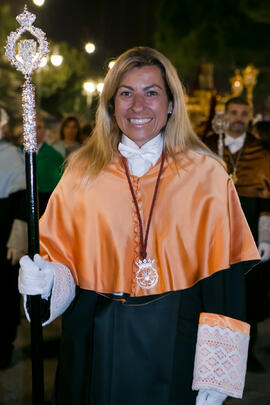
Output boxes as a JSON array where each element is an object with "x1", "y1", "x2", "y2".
[
  {"x1": 5, "y1": 6, "x2": 49, "y2": 405},
  {"x1": 212, "y1": 111, "x2": 229, "y2": 160}
]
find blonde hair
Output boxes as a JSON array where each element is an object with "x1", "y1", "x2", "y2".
[{"x1": 67, "y1": 46, "x2": 221, "y2": 181}]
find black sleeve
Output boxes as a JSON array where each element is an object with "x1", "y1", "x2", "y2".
[{"x1": 199, "y1": 260, "x2": 259, "y2": 322}]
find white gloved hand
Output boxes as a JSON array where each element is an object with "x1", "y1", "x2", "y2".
[
  {"x1": 19, "y1": 254, "x2": 55, "y2": 300},
  {"x1": 196, "y1": 389, "x2": 227, "y2": 405},
  {"x1": 7, "y1": 248, "x2": 25, "y2": 265},
  {"x1": 258, "y1": 242, "x2": 270, "y2": 262}
]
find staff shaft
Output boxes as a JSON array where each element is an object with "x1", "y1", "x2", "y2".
[{"x1": 25, "y1": 151, "x2": 44, "y2": 405}]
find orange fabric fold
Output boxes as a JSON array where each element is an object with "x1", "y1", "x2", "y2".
[
  {"x1": 199, "y1": 312, "x2": 250, "y2": 336},
  {"x1": 39, "y1": 150, "x2": 260, "y2": 296}
]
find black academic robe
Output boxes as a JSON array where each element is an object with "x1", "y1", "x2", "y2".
[{"x1": 49, "y1": 260, "x2": 257, "y2": 405}]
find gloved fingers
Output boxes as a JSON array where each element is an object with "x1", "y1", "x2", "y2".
[
  {"x1": 20, "y1": 255, "x2": 39, "y2": 272},
  {"x1": 18, "y1": 267, "x2": 46, "y2": 295},
  {"x1": 19, "y1": 255, "x2": 54, "y2": 298},
  {"x1": 33, "y1": 253, "x2": 48, "y2": 269},
  {"x1": 205, "y1": 391, "x2": 227, "y2": 405},
  {"x1": 196, "y1": 390, "x2": 208, "y2": 404},
  {"x1": 205, "y1": 396, "x2": 225, "y2": 405},
  {"x1": 41, "y1": 269, "x2": 54, "y2": 298}
]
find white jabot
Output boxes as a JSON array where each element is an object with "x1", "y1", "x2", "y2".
[
  {"x1": 224, "y1": 133, "x2": 246, "y2": 154},
  {"x1": 118, "y1": 133, "x2": 163, "y2": 177},
  {"x1": 116, "y1": 133, "x2": 163, "y2": 297}
]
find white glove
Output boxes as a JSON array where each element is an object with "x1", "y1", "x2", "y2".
[
  {"x1": 258, "y1": 242, "x2": 270, "y2": 262},
  {"x1": 7, "y1": 248, "x2": 25, "y2": 265},
  {"x1": 196, "y1": 389, "x2": 227, "y2": 405},
  {"x1": 19, "y1": 254, "x2": 55, "y2": 300}
]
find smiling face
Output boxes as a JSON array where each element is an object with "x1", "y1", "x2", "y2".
[{"x1": 114, "y1": 65, "x2": 172, "y2": 147}]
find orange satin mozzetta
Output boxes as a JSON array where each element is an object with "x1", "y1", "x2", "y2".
[{"x1": 39, "y1": 150, "x2": 260, "y2": 296}]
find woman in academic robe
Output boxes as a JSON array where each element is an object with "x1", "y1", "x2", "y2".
[{"x1": 19, "y1": 47, "x2": 260, "y2": 405}]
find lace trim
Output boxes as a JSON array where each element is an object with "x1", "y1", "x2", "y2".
[
  {"x1": 43, "y1": 262, "x2": 76, "y2": 326},
  {"x1": 23, "y1": 262, "x2": 76, "y2": 326},
  {"x1": 199, "y1": 312, "x2": 250, "y2": 335},
  {"x1": 192, "y1": 323, "x2": 249, "y2": 398},
  {"x1": 258, "y1": 215, "x2": 270, "y2": 243}
]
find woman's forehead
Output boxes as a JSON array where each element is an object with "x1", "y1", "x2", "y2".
[{"x1": 118, "y1": 65, "x2": 165, "y2": 87}]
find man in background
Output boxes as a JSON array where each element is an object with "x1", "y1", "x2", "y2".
[{"x1": 203, "y1": 97, "x2": 270, "y2": 372}]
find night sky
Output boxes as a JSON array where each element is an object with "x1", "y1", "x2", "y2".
[{"x1": 9, "y1": 0, "x2": 159, "y2": 71}]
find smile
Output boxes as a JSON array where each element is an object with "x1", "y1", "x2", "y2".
[{"x1": 129, "y1": 118, "x2": 152, "y2": 125}]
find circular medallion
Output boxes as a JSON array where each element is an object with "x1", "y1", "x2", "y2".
[{"x1": 135, "y1": 259, "x2": 159, "y2": 289}]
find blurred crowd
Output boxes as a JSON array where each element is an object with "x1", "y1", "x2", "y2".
[{"x1": 0, "y1": 110, "x2": 94, "y2": 368}]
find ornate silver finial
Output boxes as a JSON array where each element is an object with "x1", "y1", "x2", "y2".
[
  {"x1": 212, "y1": 112, "x2": 230, "y2": 159},
  {"x1": 16, "y1": 5, "x2": 36, "y2": 27},
  {"x1": 5, "y1": 5, "x2": 49, "y2": 76},
  {"x1": 212, "y1": 111, "x2": 229, "y2": 135},
  {"x1": 4, "y1": 6, "x2": 50, "y2": 152}
]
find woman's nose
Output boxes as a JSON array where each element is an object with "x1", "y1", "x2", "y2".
[{"x1": 131, "y1": 94, "x2": 144, "y2": 112}]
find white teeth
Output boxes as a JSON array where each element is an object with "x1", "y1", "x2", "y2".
[{"x1": 130, "y1": 118, "x2": 151, "y2": 124}]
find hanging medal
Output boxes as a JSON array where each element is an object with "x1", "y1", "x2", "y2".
[
  {"x1": 231, "y1": 170, "x2": 238, "y2": 184},
  {"x1": 121, "y1": 152, "x2": 165, "y2": 290},
  {"x1": 135, "y1": 258, "x2": 158, "y2": 289}
]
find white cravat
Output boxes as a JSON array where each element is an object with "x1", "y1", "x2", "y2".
[
  {"x1": 224, "y1": 133, "x2": 246, "y2": 154},
  {"x1": 118, "y1": 134, "x2": 163, "y2": 177},
  {"x1": 115, "y1": 133, "x2": 163, "y2": 296}
]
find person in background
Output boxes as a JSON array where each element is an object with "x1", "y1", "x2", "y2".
[
  {"x1": 79, "y1": 121, "x2": 95, "y2": 144},
  {"x1": 251, "y1": 120, "x2": 270, "y2": 149},
  {"x1": 19, "y1": 47, "x2": 260, "y2": 405},
  {"x1": 17, "y1": 118, "x2": 64, "y2": 217},
  {"x1": 0, "y1": 108, "x2": 26, "y2": 368},
  {"x1": 53, "y1": 116, "x2": 81, "y2": 158},
  {"x1": 203, "y1": 97, "x2": 270, "y2": 373},
  {"x1": 35, "y1": 118, "x2": 64, "y2": 216}
]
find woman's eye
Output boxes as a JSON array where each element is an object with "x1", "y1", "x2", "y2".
[
  {"x1": 119, "y1": 91, "x2": 132, "y2": 97},
  {"x1": 146, "y1": 90, "x2": 158, "y2": 96}
]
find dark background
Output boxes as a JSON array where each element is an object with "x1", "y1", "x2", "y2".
[
  {"x1": 4, "y1": 0, "x2": 270, "y2": 116},
  {"x1": 8, "y1": 0, "x2": 158, "y2": 72}
]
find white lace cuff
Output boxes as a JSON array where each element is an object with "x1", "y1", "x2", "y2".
[
  {"x1": 23, "y1": 262, "x2": 76, "y2": 326},
  {"x1": 258, "y1": 215, "x2": 270, "y2": 244},
  {"x1": 192, "y1": 312, "x2": 250, "y2": 399}
]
